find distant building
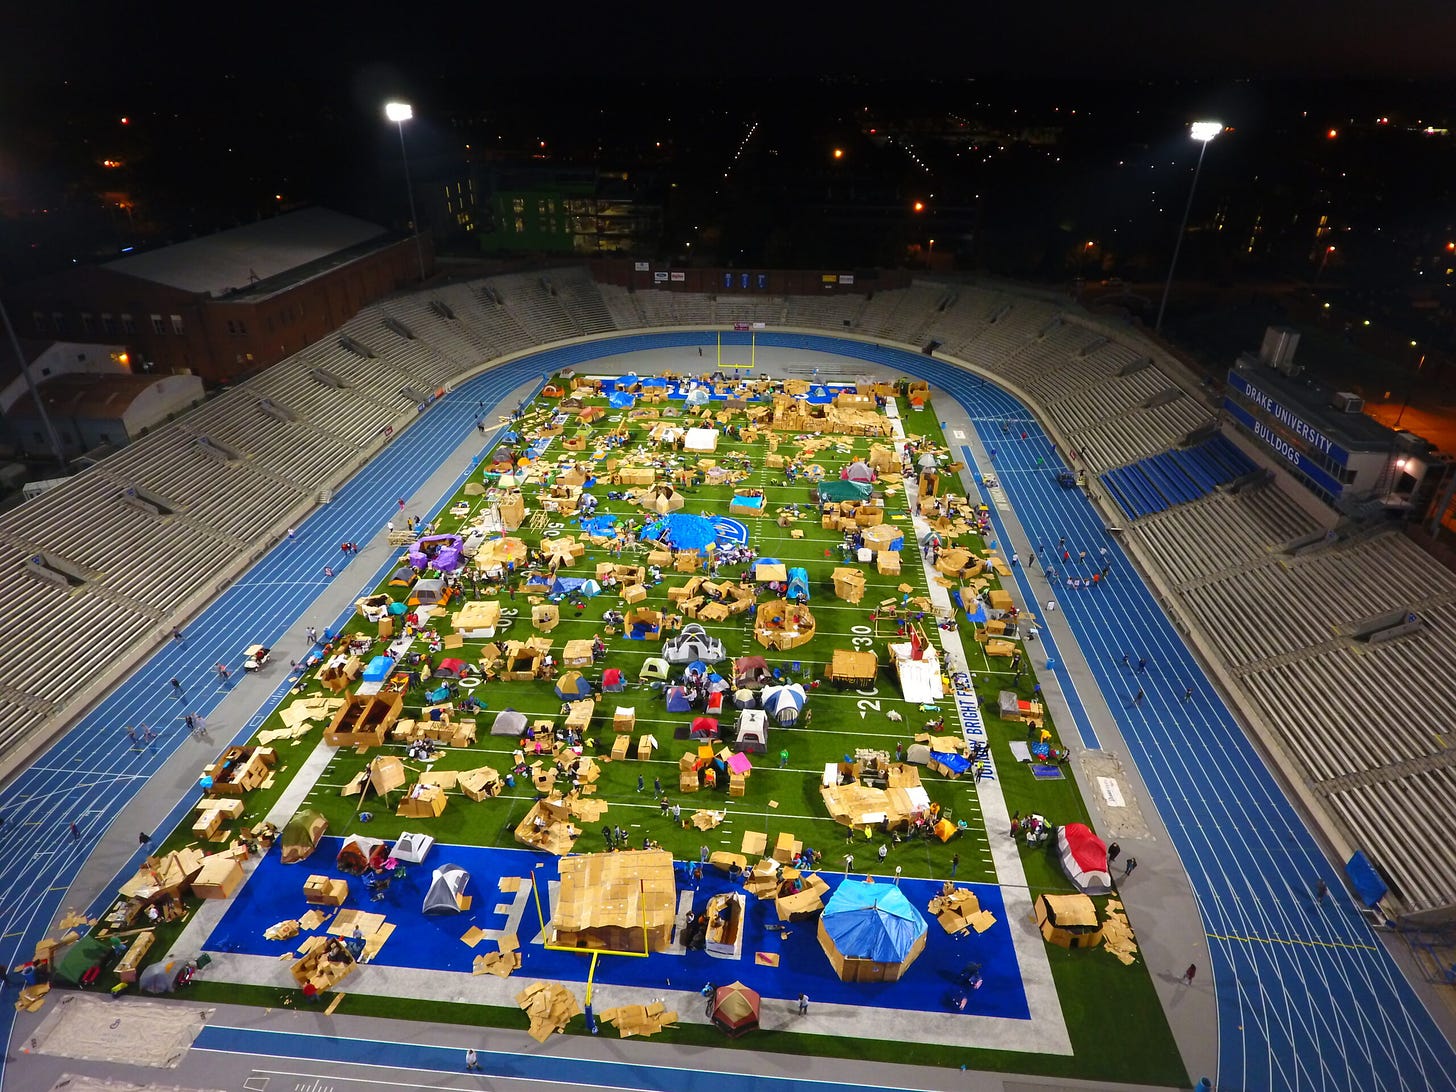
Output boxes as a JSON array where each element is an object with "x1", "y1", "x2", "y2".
[
  {"x1": 478, "y1": 167, "x2": 661, "y2": 256},
  {"x1": 1, "y1": 339, "x2": 204, "y2": 457},
  {"x1": 3, "y1": 208, "x2": 431, "y2": 384}
]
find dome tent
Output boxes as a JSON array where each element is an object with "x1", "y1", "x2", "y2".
[
  {"x1": 490, "y1": 708, "x2": 528, "y2": 737},
  {"x1": 786, "y1": 567, "x2": 810, "y2": 601},
  {"x1": 844, "y1": 460, "x2": 873, "y2": 482},
  {"x1": 423, "y1": 863, "x2": 471, "y2": 914},
  {"x1": 818, "y1": 879, "x2": 928, "y2": 983},
  {"x1": 762, "y1": 683, "x2": 806, "y2": 726},
  {"x1": 602, "y1": 668, "x2": 626, "y2": 692},
  {"x1": 555, "y1": 672, "x2": 593, "y2": 700},
  {"x1": 280, "y1": 808, "x2": 328, "y2": 863},
  {"x1": 1056, "y1": 822, "x2": 1112, "y2": 892},
  {"x1": 710, "y1": 981, "x2": 761, "y2": 1037}
]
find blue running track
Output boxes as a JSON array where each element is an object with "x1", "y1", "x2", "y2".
[{"x1": 0, "y1": 330, "x2": 1451, "y2": 1092}]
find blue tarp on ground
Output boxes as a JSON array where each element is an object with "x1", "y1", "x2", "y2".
[
  {"x1": 608, "y1": 392, "x2": 636, "y2": 408},
  {"x1": 1346, "y1": 851, "x2": 1389, "y2": 907},
  {"x1": 821, "y1": 880, "x2": 927, "y2": 964},
  {"x1": 642, "y1": 513, "x2": 719, "y2": 554},
  {"x1": 579, "y1": 514, "x2": 618, "y2": 537},
  {"x1": 362, "y1": 656, "x2": 394, "y2": 684},
  {"x1": 817, "y1": 480, "x2": 873, "y2": 503},
  {"x1": 931, "y1": 751, "x2": 973, "y2": 774}
]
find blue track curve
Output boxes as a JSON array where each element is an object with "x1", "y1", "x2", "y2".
[{"x1": 0, "y1": 329, "x2": 1450, "y2": 1092}]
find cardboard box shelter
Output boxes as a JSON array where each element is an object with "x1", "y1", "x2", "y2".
[
  {"x1": 551, "y1": 850, "x2": 677, "y2": 953},
  {"x1": 202, "y1": 746, "x2": 277, "y2": 796},
  {"x1": 326, "y1": 691, "x2": 404, "y2": 749},
  {"x1": 192, "y1": 854, "x2": 244, "y2": 900},
  {"x1": 1035, "y1": 893, "x2": 1105, "y2": 949}
]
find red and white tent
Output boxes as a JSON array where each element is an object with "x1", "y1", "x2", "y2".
[{"x1": 1056, "y1": 822, "x2": 1112, "y2": 892}]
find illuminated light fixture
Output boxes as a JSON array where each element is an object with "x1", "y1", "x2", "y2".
[
  {"x1": 913, "y1": 201, "x2": 925, "y2": 212},
  {"x1": 833, "y1": 148, "x2": 843, "y2": 159},
  {"x1": 1327, "y1": 128, "x2": 1338, "y2": 139},
  {"x1": 383, "y1": 102, "x2": 426, "y2": 282},
  {"x1": 1190, "y1": 121, "x2": 1222, "y2": 142},
  {"x1": 1155, "y1": 123, "x2": 1223, "y2": 330}
]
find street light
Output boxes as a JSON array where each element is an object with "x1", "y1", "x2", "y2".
[
  {"x1": 384, "y1": 101, "x2": 427, "y2": 283},
  {"x1": 1316, "y1": 244, "x2": 1336, "y2": 282},
  {"x1": 1155, "y1": 121, "x2": 1222, "y2": 333},
  {"x1": 927, "y1": 238, "x2": 935, "y2": 268}
]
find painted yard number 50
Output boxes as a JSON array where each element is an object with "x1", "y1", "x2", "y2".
[{"x1": 851, "y1": 626, "x2": 879, "y2": 717}]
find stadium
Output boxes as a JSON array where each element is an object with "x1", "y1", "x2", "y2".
[{"x1": 2, "y1": 248, "x2": 1455, "y2": 1092}]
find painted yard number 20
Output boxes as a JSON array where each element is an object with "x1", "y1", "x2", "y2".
[{"x1": 851, "y1": 626, "x2": 880, "y2": 717}]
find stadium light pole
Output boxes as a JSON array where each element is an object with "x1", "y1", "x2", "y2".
[
  {"x1": 385, "y1": 101, "x2": 427, "y2": 283},
  {"x1": 1154, "y1": 121, "x2": 1222, "y2": 334}
]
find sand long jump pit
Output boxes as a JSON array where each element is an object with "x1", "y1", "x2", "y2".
[{"x1": 30, "y1": 994, "x2": 213, "y2": 1069}]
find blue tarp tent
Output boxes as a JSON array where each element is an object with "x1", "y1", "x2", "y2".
[
  {"x1": 1346, "y1": 851, "x2": 1388, "y2": 907},
  {"x1": 641, "y1": 376, "x2": 669, "y2": 388},
  {"x1": 550, "y1": 577, "x2": 603, "y2": 598},
  {"x1": 821, "y1": 881, "x2": 928, "y2": 966},
  {"x1": 611, "y1": 373, "x2": 640, "y2": 391},
  {"x1": 930, "y1": 751, "x2": 973, "y2": 776},
  {"x1": 608, "y1": 391, "x2": 636, "y2": 409},
  {"x1": 362, "y1": 656, "x2": 395, "y2": 684},
  {"x1": 665, "y1": 686, "x2": 693, "y2": 713},
  {"x1": 806, "y1": 385, "x2": 834, "y2": 404},
  {"x1": 817, "y1": 480, "x2": 873, "y2": 503},
  {"x1": 643, "y1": 513, "x2": 719, "y2": 555},
  {"x1": 786, "y1": 567, "x2": 810, "y2": 601}
]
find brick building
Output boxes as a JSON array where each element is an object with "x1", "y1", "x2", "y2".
[{"x1": 4, "y1": 208, "x2": 431, "y2": 384}]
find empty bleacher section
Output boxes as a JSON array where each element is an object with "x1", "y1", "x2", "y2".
[
  {"x1": 4, "y1": 266, "x2": 1452, "y2": 916},
  {"x1": 1103, "y1": 435, "x2": 1257, "y2": 518}
]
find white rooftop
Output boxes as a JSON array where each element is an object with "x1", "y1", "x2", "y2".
[{"x1": 103, "y1": 208, "x2": 390, "y2": 298}]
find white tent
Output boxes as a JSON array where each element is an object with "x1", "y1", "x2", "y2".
[
  {"x1": 845, "y1": 460, "x2": 873, "y2": 482},
  {"x1": 889, "y1": 641, "x2": 944, "y2": 703},
  {"x1": 735, "y1": 709, "x2": 768, "y2": 753},
  {"x1": 684, "y1": 427, "x2": 720, "y2": 452},
  {"x1": 392, "y1": 831, "x2": 435, "y2": 863}
]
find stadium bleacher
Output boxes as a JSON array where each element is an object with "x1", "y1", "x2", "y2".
[{"x1": 4, "y1": 268, "x2": 1455, "y2": 919}]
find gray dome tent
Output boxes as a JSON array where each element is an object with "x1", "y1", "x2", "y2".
[{"x1": 422, "y1": 863, "x2": 471, "y2": 914}]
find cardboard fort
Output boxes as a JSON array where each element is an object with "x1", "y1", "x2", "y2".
[
  {"x1": 290, "y1": 933, "x2": 357, "y2": 993},
  {"x1": 118, "y1": 846, "x2": 205, "y2": 904},
  {"x1": 452, "y1": 600, "x2": 503, "y2": 638},
  {"x1": 561, "y1": 639, "x2": 595, "y2": 667},
  {"x1": 817, "y1": 880, "x2": 928, "y2": 982},
  {"x1": 501, "y1": 639, "x2": 552, "y2": 680},
  {"x1": 304, "y1": 874, "x2": 349, "y2": 906},
  {"x1": 397, "y1": 782, "x2": 447, "y2": 818},
  {"x1": 754, "y1": 599, "x2": 816, "y2": 651},
  {"x1": 318, "y1": 654, "x2": 363, "y2": 693},
  {"x1": 202, "y1": 746, "x2": 277, "y2": 796},
  {"x1": 551, "y1": 849, "x2": 677, "y2": 953},
  {"x1": 826, "y1": 649, "x2": 878, "y2": 689},
  {"x1": 820, "y1": 765, "x2": 930, "y2": 833},
  {"x1": 532, "y1": 604, "x2": 561, "y2": 633},
  {"x1": 1034, "y1": 893, "x2": 1105, "y2": 949},
  {"x1": 341, "y1": 754, "x2": 408, "y2": 800},
  {"x1": 191, "y1": 853, "x2": 244, "y2": 900},
  {"x1": 831, "y1": 567, "x2": 866, "y2": 604},
  {"x1": 498, "y1": 492, "x2": 526, "y2": 531},
  {"x1": 325, "y1": 691, "x2": 404, "y2": 749},
  {"x1": 515, "y1": 795, "x2": 581, "y2": 855},
  {"x1": 458, "y1": 765, "x2": 503, "y2": 801}
]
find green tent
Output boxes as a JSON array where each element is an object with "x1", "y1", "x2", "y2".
[
  {"x1": 817, "y1": 479, "x2": 873, "y2": 503},
  {"x1": 280, "y1": 808, "x2": 328, "y2": 864},
  {"x1": 53, "y1": 935, "x2": 122, "y2": 986}
]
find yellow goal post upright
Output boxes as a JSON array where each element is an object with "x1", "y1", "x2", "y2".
[
  {"x1": 528, "y1": 868, "x2": 651, "y2": 1029},
  {"x1": 715, "y1": 331, "x2": 755, "y2": 372}
]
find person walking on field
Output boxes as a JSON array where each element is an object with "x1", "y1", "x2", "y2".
[
  {"x1": 1107, "y1": 841, "x2": 1121, "y2": 865},
  {"x1": 1123, "y1": 856, "x2": 1138, "y2": 878},
  {"x1": 465, "y1": 1048, "x2": 480, "y2": 1071},
  {"x1": 1181, "y1": 963, "x2": 1197, "y2": 986},
  {"x1": 798, "y1": 993, "x2": 809, "y2": 1015}
]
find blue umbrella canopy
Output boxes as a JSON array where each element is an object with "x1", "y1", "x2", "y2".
[
  {"x1": 643, "y1": 513, "x2": 719, "y2": 554},
  {"x1": 821, "y1": 880, "x2": 928, "y2": 964}
]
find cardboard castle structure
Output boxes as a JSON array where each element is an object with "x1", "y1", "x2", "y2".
[
  {"x1": 515, "y1": 795, "x2": 581, "y2": 855},
  {"x1": 551, "y1": 849, "x2": 677, "y2": 953},
  {"x1": 753, "y1": 599, "x2": 816, "y2": 651},
  {"x1": 325, "y1": 691, "x2": 404, "y2": 749}
]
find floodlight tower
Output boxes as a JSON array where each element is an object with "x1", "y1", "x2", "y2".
[
  {"x1": 1155, "y1": 121, "x2": 1222, "y2": 333},
  {"x1": 385, "y1": 101, "x2": 427, "y2": 283}
]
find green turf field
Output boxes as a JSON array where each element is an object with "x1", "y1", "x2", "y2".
[{"x1": 118, "y1": 372, "x2": 1187, "y2": 1086}]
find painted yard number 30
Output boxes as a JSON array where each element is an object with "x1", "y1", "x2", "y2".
[{"x1": 851, "y1": 626, "x2": 879, "y2": 717}]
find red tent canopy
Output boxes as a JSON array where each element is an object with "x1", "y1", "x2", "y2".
[
  {"x1": 1057, "y1": 822, "x2": 1111, "y2": 891},
  {"x1": 690, "y1": 717, "x2": 720, "y2": 738},
  {"x1": 603, "y1": 668, "x2": 623, "y2": 686}
]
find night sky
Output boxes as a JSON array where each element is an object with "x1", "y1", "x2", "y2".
[{"x1": 4, "y1": 0, "x2": 1456, "y2": 97}]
